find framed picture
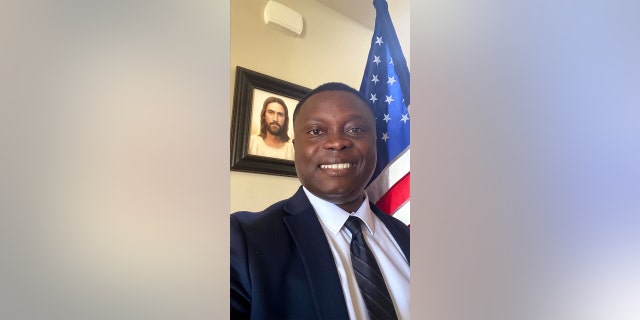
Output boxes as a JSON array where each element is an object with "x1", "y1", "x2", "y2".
[{"x1": 230, "y1": 66, "x2": 311, "y2": 177}]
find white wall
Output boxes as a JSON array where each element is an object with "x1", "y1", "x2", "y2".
[{"x1": 230, "y1": 0, "x2": 409, "y2": 213}]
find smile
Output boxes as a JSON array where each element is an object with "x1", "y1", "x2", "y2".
[{"x1": 320, "y1": 163, "x2": 352, "y2": 169}]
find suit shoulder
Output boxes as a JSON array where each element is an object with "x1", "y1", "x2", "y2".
[
  {"x1": 371, "y1": 205, "x2": 409, "y2": 230},
  {"x1": 230, "y1": 198, "x2": 289, "y2": 227},
  {"x1": 388, "y1": 214, "x2": 410, "y2": 231}
]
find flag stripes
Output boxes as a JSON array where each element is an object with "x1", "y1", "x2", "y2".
[{"x1": 359, "y1": 0, "x2": 410, "y2": 224}]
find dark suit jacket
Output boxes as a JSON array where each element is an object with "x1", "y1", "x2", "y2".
[{"x1": 230, "y1": 186, "x2": 410, "y2": 319}]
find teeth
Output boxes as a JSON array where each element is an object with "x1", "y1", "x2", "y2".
[{"x1": 321, "y1": 163, "x2": 351, "y2": 169}]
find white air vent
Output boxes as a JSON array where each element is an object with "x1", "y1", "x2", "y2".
[{"x1": 264, "y1": 0, "x2": 304, "y2": 36}]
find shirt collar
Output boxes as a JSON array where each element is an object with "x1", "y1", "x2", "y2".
[{"x1": 302, "y1": 187, "x2": 376, "y2": 236}]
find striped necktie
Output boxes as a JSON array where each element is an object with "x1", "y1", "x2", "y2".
[{"x1": 344, "y1": 216, "x2": 398, "y2": 320}]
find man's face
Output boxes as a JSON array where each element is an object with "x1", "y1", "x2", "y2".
[
  {"x1": 264, "y1": 102, "x2": 286, "y2": 136},
  {"x1": 293, "y1": 90, "x2": 376, "y2": 208}
]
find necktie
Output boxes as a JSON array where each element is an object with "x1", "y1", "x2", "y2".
[{"x1": 344, "y1": 216, "x2": 398, "y2": 320}]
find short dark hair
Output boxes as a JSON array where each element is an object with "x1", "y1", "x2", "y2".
[
  {"x1": 293, "y1": 82, "x2": 373, "y2": 126},
  {"x1": 260, "y1": 96, "x2": 290, "y2": 142}
]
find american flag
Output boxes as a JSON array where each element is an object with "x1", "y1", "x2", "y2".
[{"x1": 360, "y1": 0, "x2": 410, "y2": 225}]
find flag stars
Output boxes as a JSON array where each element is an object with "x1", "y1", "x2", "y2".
[
  {"x1": 383, "y1": 114, "x2": 391, "y2": 123},
  {"x1": 387, "y1": 76, "x2": 397, "y2": 86},
  {"x1": 375, "y1": 36, "x2": 384, "y2": 45},
  {"x1": 389, "y1": 58, "x2": 394, "y2": 65},
  {"x1": 373, "y1": 55, "x2": 381, "y2": 65},
  {"x1": 369, "y1": 93, "x2": 378, "y2": 103},
  {"x1": 385, "y1": 95, "x2": 394, "y2": 105},
  {"x1": 401, "y1": 113, "x2": 410, "y2": 123},
  {"x1": 371, "y1": 74, "x2": 379, "y2": 84},
  {"x1": 381, "y1": 132, "x2": 390, "y2": 142}
]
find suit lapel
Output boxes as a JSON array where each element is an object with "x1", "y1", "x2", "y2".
[
  {"x1": 371, "y1": 204, "x2": 411, "y2": 265},
  {"x1": 282, "y1": 187, "x2": 350, "y2": 319}
]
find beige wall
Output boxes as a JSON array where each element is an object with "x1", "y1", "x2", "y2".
[{"x1": 230, "y1": 0, "x2": 409, "y2": 213}]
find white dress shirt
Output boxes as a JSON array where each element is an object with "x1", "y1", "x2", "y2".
[{"x1": 303, "y1": 187, "x2": 410, "y2": 320}]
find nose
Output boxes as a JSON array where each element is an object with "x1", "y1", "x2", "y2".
[{"x1": 322, "y1": 131, "x2": 352, "y2": 151}]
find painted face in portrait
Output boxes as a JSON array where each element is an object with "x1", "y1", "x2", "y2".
[{"x1": 264, "y1": 102, "x2": 287, "y2": 136}]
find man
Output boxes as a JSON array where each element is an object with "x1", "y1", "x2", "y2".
[
  {"x1": 231, "y1": 83, "x2": 410, "y2": 319},
  {"x1": 248, "y1": 96, "x2": 295, "y2": 160}
]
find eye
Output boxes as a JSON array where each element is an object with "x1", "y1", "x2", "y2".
[
  {"x1": 346, "y1": 127, "x2": 366, "y2": 134},
  {"x1": 306, "y1": 128, "x2": 324, "y2": 136}
]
